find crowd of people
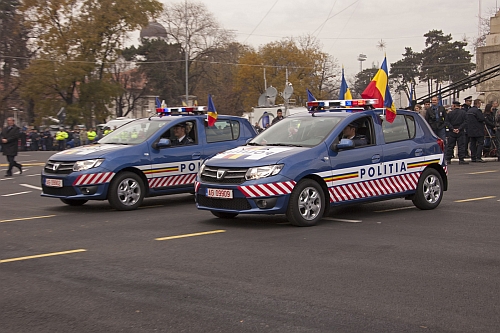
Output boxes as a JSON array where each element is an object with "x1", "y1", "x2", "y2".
[
  {"x1": 11, "y1": 127, "x2": 108, "y2": 152},
  {"x1": 410, "y1": 96, "x2": 499, "y2": 164}
]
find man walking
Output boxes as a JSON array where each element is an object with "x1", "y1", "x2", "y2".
[
  {"x1": 445, "y1": 101, "x2": 468, "y2": 164},
  {"x1": 1, "y1": 117, "x2": 23, "y2": 176},
  {"x1": 271, "y1": 109, "x2": 284, "y2": 125},
  {"x1": 466, "y1": 99, "x2": 486, "y2": 163}
]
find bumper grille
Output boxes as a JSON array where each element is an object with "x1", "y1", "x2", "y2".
[
  {"x1": 201, "y1": 166, "x2": 248, "y2": 184},
  {"x1": 44, "y1": 160, "x2": 76, "y2": 175},
  {"x1": 197, "y1": 195, "x2": 251, "y2": 210},
  {"x1": 42, "y1": 185, "x2": 78, "y2": 196}
]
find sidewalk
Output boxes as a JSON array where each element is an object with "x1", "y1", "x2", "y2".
[{"x1": 450, "y1": 157, "x2": 498, "y2": 163}]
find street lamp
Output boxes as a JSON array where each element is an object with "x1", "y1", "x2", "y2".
[{"x1": 357, "y1": 54, "x2": 367, "y2": 72}]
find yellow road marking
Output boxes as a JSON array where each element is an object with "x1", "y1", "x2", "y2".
[
  {"x1": 467, "y1": 170, "x2": 498, "y2": 175},
  {"x1": 374, "y1": 206, "x2": 415, "y2": 213},
  {"x1": 0, "y1": 249, "x2": 86, "y2": 264},
  {"x1": 155, "y1": 230, "x2": 226, "y2": 241},
  {"x1": 0, "y1": 163, "x2": 45, "y2": 167},
  {"x1": 455, "y1": 196, "x2": 497, "y2": 203},
  {"x1": 0, "y1": 215, "x2": 56, "y2": 223}
]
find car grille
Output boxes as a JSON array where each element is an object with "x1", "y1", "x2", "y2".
[
  {"x1": 201, "y1": 166, "x2": 248, "y2": 184},
  {"x1": 42, "y1": 185, "x2": 78, "y2": 196},
  {"x1": 44, "y1": 160, "x2": 76, "y2": 174},
  {"x1": 197, "y1": 195, "x2": 252, "y2": 210}
]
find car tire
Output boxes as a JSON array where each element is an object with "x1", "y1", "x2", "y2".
[
  {"x1": 60, "y1": 198, "x2": 88, "y2": 206},
  {"x1": 211, "y1": 211, "x2": 238, "y2": 219},
  {"x1": 412, "y1": 168, "x2": 443, "y2": 210},
  {"x1": 108, "y1": 171, "x2": 145, "y2": 211},
  {"x1": 286, "y1": 179, "x2": 325, "y2": 227}
]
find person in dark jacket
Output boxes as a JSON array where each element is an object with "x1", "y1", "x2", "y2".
[
  {"x1": 466, "y1": 99, "x2": 486, "y2": 163},
  {"x1": 462, "y1": 96, "x2": 473, "y2": 157},
  {"x1": 445, "y1": 101, "x2": 468, "y2": 164},
  {"x1": 271, "y1": 109, "x2": 285, "y2": 125},
  {"x1": 1, "y1": 117, "x2": 23, "y2": 176},
  {"x1": 495, "y1": 102, "x2": 500, "y2": 161},
  {"x1": 425, "y1": 96, "x2": 447, "y2": 143},
  {"x1": 171, "y1": 122, "x2": 193, "y2": 145},
  {"x1": 483, "y1": 103, "x2": 496, "y2": 156}
]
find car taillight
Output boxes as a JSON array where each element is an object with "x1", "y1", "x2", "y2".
[{"x1": 437, "y1": 138, "x2": 445, "y2": 152}]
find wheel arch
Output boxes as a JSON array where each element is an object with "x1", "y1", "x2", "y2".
[
  {"x1": 112, "y1": 167, "x2": 150, "y2": 194},
  {"x1": 425, "y1": 164, "x2": 448, "y2": 191},
  {"x1": 299, "y1": 174, "x2": 331, "y2": 216}
]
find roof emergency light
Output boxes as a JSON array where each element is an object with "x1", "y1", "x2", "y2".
[
  {"x1": 156, "y1": 106, "x2": 208, "y2": 117},
  {"x1": 307, "y1": 99, "x2": 378, "y2": 112}
]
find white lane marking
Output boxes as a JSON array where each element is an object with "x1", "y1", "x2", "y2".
[
  {"x1": 1, "y1": 191, "x2": 32, "y2": 197},
  {"x1": 20, "y1": 184, "x2": 42, "y2": 191},
  {"x1": 467, "y1": 170, "x2": 498, "y2": 175},
  {"x1": 455, "y1": 196, "x2": 496, "y2": 203},
  {"x1": 374, "y1": 206, "x2": 415, "y2": 213},
  {"x1": 322, "y1": 217, "x2": 362, "y2": 223},
  {"x1": 26, "y1": 174, "x2": 39, "y2": 177},
  {"x1": 1, "y1": 178, "x2": 14, "y2": 181}
]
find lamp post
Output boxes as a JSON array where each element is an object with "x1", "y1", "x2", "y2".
[{"x1": 357, "y1": 54, "x2": 367, "y2": 72}]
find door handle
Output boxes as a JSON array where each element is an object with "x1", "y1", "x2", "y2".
[
  {"x1": 415, "y1": 148, "x2": 423, "y2": 157},
  {"x1": 372, "y1": 154, "x2": 381, "y2": 163},
  {"x1": 192, "y1": 152, "x2": 201, "y2": 159}
]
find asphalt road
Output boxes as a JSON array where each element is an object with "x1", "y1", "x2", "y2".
[{"x1": 1, "y1": 151, "x2": 499, "y2": 332}]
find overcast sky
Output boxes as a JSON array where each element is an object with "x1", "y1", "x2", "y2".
[{"x1": 189, "y1": 0, "x2": 498, "y2": 79}]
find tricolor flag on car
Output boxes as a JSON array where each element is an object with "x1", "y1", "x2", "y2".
[
  {"x1": 207, "y1": 94, "x2": 217, "y2": 126},
  {"x1": 361, "y1": 56, "x2": 397, "y2": 123},
  {"x1": 339, "y1": 66, "x2": 353, "y2": 100}
]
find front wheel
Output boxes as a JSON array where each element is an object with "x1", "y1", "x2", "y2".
[
  {"x1": 412, "y1": 168, "x2": 443, "y2": 210},
  {"x1": 108, "y1": 172, "x2": 145, "y2": 211},
  {"x1": 60, "y1": 198, "x2": 88, "y2": 206},
  {"x1": 211, "y1": 211, "x2": 238, "y2": 219},
  {"x1": 286, "y1": 179, "x2": 325, "y2": 227}
]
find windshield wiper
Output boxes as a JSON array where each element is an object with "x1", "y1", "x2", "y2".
[
  {"x1": 266, "y1": 143, "x2": 303, "y2": 147},
  {"x1": 246, "y1": 142, "x2": 262, "y2": 146}
]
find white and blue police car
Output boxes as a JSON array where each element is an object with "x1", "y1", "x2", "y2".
[
  {"x1": 41, "y1": 106, "x2": 257, "y2": 210},
  {"x1": 195, "y1": 99, "x2": 448, "y2": 226}
]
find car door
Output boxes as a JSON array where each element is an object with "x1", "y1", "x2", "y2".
[
  {"x1": 380, "y1": 113, "x2": 420, "y2": 195},
  {"x1": 203, "y1": 118, "x2": 244, "y2": 158},
  {"x1": 148, "y1": 120, "x2": 202, "y2": 191},
  {"x1": 327, "y1": 116, "x2": 383, "y2": 204}
]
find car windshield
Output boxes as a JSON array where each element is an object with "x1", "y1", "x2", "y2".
[
  {"x1": 98, "y1": 119, "x2": 169, "y2": 145},
  {"x1": 249, "y1": 116, "x2": 342, "y2": 147}
]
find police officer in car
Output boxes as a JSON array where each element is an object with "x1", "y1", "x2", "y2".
[
  {"x1": 171, "y1": 122, "x2": 193, "y2": 146},
  {"x1": 342, "y1": 121, "x2": 367, "y2": 147}
]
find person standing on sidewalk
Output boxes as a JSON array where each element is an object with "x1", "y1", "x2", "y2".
[
  {"x1": 425, "y1": 96, "x2": 447, "y2": 143},
  {"x1": 1, "y1": 117, "x2": 23, "y2": 176},
  {"x1": 495, "y1": 104, "x2": 500, "y2": 162},
  {"x1": 445, "y1": 101, "x2": 468, "y2": 164},
  {"x1": 466, "y1": 99, "x2": 486, "y2": 163}
]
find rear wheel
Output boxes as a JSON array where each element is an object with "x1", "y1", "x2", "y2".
[
  {"x1": 60, "y1": 198, "x2": 88, "y2": 206},
  {"x1": 286, "y1": 179, "x2": 325, "y2": 227},
  {"x1": 211, "y1": 211, "x2": 238, "y2": 219},
  {"x1": 108, "y1": 172, "x2": 145, "y2": 211},
  {"x1": 412, "y1": 168, "x2": 443, "y2": 210}
]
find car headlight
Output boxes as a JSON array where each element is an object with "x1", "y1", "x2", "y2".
[
  {"x1": 73, "y1": 159, "x2": 104, "y2": 172},
  {"x1": 198, "y1": 161, "x2": 206, "y2": 178},
  {"x1": 245, "y1": 164, "x2": 284, "y2": 180}
]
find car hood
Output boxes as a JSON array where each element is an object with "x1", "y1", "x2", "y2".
[
  {"x1": 206, "y1": 145, "x2": 309, "y2": 167},
  {"x1": 49, "y1": 144, "x2": 130, "y2": 161}
]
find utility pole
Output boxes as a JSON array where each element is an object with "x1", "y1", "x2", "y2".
[{"x1": 185, "y1": 0, "x2": 189, "y2": 106}]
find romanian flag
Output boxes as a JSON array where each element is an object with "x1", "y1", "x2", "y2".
[
  {"x1": 155, "y1": 97, "x2": 162, "y2": 113},
  {"x1": 207, "y1": 94, "x2": 217, "y2": 126},
  {"x1": 307, "y1": 89, "x2": 316, "y2": 102},
  {"x1": 339, "y1": 67, "x2": 352, "y2": 100},
  {"x1": 361, "y1": 56, "x2": 397, "y2": 123}
]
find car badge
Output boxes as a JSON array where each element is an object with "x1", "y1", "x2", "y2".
[
  {"x1": 53, "y1": 163, "x2": 60, "y2": 171},
  {"x1": 216, "y1": 170, "x2": 226, "y2": 180}
]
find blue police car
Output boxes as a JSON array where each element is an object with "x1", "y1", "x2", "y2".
[
  {"x1": 196, "y1": 99, "x2": 448, "y2": 226},
  {"x1": 41, "y1": 107, "x2": 257, "y2": 210}
]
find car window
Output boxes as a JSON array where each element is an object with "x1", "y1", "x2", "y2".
[
  {"x1": 249, "y1": 116, "x2": 342, "y2": 147},
  {"x1": 99, "y1": 120, "x2": 167, "y2": 145},
  {"x1": 206, "y1": 120, "x2": 240, "y2": 143},
  {"x1": 405, "y1": 115, "x2": 416, "y2": 138},
  {"x1": 160, "y1": 121, "x2": 198, "y2": 146},
  {"x1": 338, "y1": 116, "x2": 375, "y2": 147},
  {"x1": 382, "y1": 114, "x2": 411, "y2": 143}
]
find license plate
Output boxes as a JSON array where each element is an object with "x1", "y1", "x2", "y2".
[
  {"x1": 45, "y1": 178, "x2": 63, "y2": 188},
  {"x1": 206, "y1": 188, "x2": 233, "y2": 199}
]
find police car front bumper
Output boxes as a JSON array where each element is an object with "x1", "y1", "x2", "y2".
[
  {"x1": 41, "y1": 167, "x2": 113, "y2": 200},
  {"x1": 195, "y1": 176, "x2": 295, "y2": 215}
]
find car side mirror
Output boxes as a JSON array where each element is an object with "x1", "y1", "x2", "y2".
[
  {"x1": 333, "y1": 138, "x2": 355, "y2": 151},
  {"x1": 153, "y1": 138, "x2": 171, "y2": 149}
]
